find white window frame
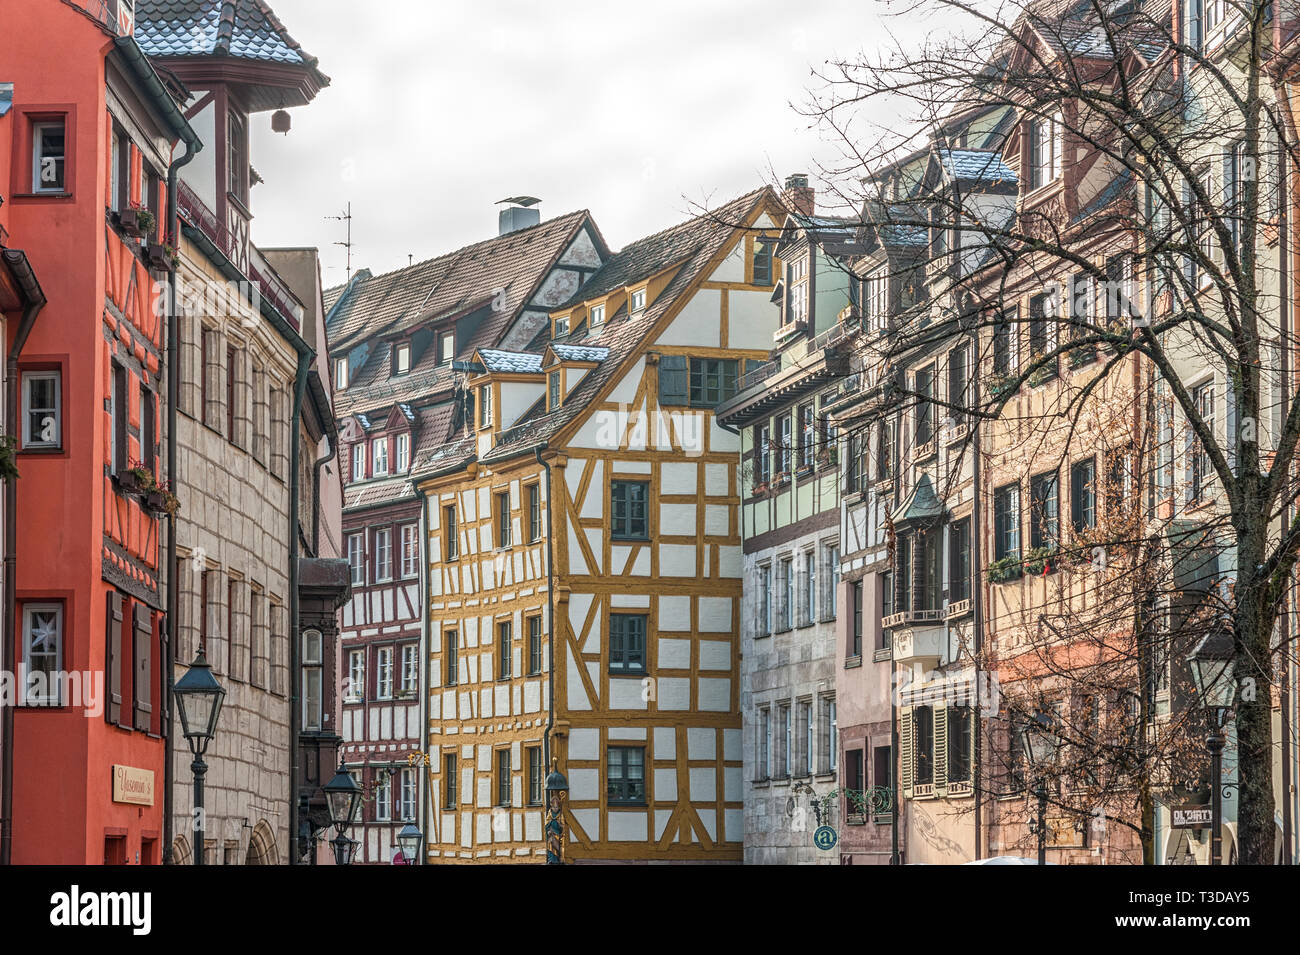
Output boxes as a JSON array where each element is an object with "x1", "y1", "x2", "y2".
[
  {"x1": 351, "y1": 442, "x2": 365, "y2": 482},
  {"x1": 374, "y1": 528, "x2": 393, "y2": 582},
  {"x1": 336, "y1": 356, "x2": 350, "y2": 390},
  {"x1": 302, "y1": 629, "x2": 323, "y2": 731},
  {"x1": 376, "y1": 645, "x2": 394, "y2": 700},
  {"x1": 590, "y1": 303, "x2": 605, "y2": 326},
  {"x1": 401, "y1": 643, "x2": 419, "y2": 695},
  {"x1": 22, "y1": 370, "x2": 61, "y2": 449},
  {"x1": 394, "y1": 343, "x2": 411, "y2": 375},
  {"x1": 374, "y1": 771, "x2": 392, "y2": 822},
  {"x1": 372, "y1": 437, "x2": 389, "y2": 476},
  {"x1": 630, "y1": 288, "x2": 646, "y2": 312},
  {"x1": 32, "y1": 120, "x2": 65, "y2": 195},
  {"x1": 400, "y1": 523, "x2": 419, "y2": 578},
  {"x1": 399, "y1": 768, "x2": 417, "y2": 822},
  {"x1": 22, "y1": 603, "x2": 63, "y2": 705},
  {"x1": 347, "y1": 533, "x2": 365, "y2": 585},
  {"x1": 396, "y1": 433, "x2": 410, "y2": 472},
  {"x1": 347, "y1": 649, "x2": 365, "y2": 702}
]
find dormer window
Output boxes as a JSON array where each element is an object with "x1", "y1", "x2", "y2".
[
  {"x1": 752, "y1": 239, "x2": 774, "y2": 286},
  {"x1": 590, "y1": 304, "x2": 605, "y2": 327},
  {"x1": 438, "y1": 332, "x2": 455, "y2": 365},
  {"x1": 630, "y1": 289, "x2": 646, "y2": 313},
  {"x1": 396, "y1": 433, "x2": 410, "y2": 472},
  {"x1": 554, "y1": 315, "x2": 570, "y2": 338},
  {"x1": 393, "y1": 342, "x2": 411, "y2": 375},
  {"x1": 479, "y1": 385, "x2": 493, "y2": 428},
  {"x1": 372, "y1": 437, "x2": 389, "y2": 476},
  {"x1": 351, "y1": 442, "x2": 365, "y2": 482},
  {"x1": 549, "y1": 371, "x2": 561, "y2": 411},
  {"x1": 336, "y1": 357, "x2": 350, "y2": 390},
  {"x1": 1029, "y1": 111, "x2": 1063, "y2": 190}
]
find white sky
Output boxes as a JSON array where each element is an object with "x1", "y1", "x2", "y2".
[{"x1": 244, "y1": 0, "x2": 939, "y2": 290}]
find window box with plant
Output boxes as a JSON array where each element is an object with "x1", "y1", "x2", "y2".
[
  {"x1": 1067, "y1": 346, "x2": 1097, "y2": 369},
  {"x1": 986, "y1": 554, "x2": 1023, "y2": 583},
  {"x1": 145, "y1": 242, "x2": 178, "y2": 272},
  {"x1": 119, "y1": 204, "x2": 156, "y2": 239},
  {"x1": 988, "y1": 372, "x2": 1018, "y2": 399},
  {"x1": 1023, "y1": 544, "x2": 1058, "y2": 576},
  {"x1": 1027, "y1": 356, "x2": 1058, "y2": 388}
]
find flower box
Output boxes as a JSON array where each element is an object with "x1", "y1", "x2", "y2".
[{"x1": 986, "y1": 555, "x2": 1023, "y2": 583}]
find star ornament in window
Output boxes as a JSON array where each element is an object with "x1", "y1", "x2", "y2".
[{"x1": 30, "y1": 613, "x2": 58, "y2": 651}]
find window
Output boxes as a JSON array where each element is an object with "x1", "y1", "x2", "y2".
[
  {"x1": 376, "y1": 645, "x2": 394, "y2": 699},
  {"x1": 879, "y1": 571, "x2": 893, "y2": 650},
  {"x1": 758, "y1": 564, "x2": 772, "y2": 636},
  {"x1": 110, "y1": 125, "x2": 126, "y2": 211},
  {"x1": 1191, "y1": 380, "x2": 1215, "y2": 501},
  {"x1": 374, "y1": 527, "x2": 393, "y2": 582},
  {"x1": 393, "y1": 343, "x2": 411, "y2": 375},
  {"x1": 992, "y1": 308, "x2": 1019, "y2": 379},
  {"x1": 610, "y1": 481, "x2": 649, "y2": 539},
  {"x1": 347, "y1": 649, "x2": 365, "y2": 702},
  {"x1": 801, "y1": 549, "x2": 816, "y2": 625},
  {"x1": 554, "y1": 315, "x2": 570, "y2": 338},
  {"x1": 865, "y1": 267, "x2": 888, "y2": 329},
  {"x1": 497, "y1": 621, "x2": 513, "y2": 680},
  {"x1": 826, "y1": 544, "x2": 840, "y2": 619},
  {"x1": 607, "y1": 746, "x2": 646, "y2": 804},
  {"x1": 754, "y1": 423, "x2": 771, "y2": 486},
  {"x1": 914, "y1": 706, "x2": 934, "y2": 785},
  {"x1": 548, "y1": 371, "x2": 561, "y2": 410},
  {"x1": 396, "y1": 433, "x2": 410, "y2": 472},
  {"x1": 399, "y1": 769, "x2": 417, "y2": 822},
  {"x1": 1204, "y1": 0, "x2": 1226, "y2": 34},
  {"x1": 351, "y1": 443, "x2": 365, "y2": 482},
  {"x1": 401, "y1": 644, "x2": 419, "y2": 695},
  {"x1": 873, "y1": 745, "x2": 893, "y2": 797},
  {"x1": 949, "y1": 706, "x2": 972, "y2": 783},
  {"x1": 373, "y1": 770, "x2": 392, "y2": 822},
  {"x1": 496, "y1": 491, "x2": 512, "y2": 548},
  {"x1": 914, "y1": 364, "x2": 934, "y2": 446},
  {"x1": 1071, "y1": 458, "x2": 1097, "y2": 532},
  {"x1": 1029, "y1": 291, "x2": 1059, "y2": 361},
  {"x1": 688, "y1": 357, "x2": 738, "y2": 408},
  {"x1": 752, "y1": 238, "x2": 774, "y2": 286},
  {"x1": 610, "y1": 613, "x2": 647, "y2": 674},
  {"x1": 820, "y1": 697, "x2": 837, "y2": 774},
  {"x1": 896, "y1": 537, "x2": 911, "y2": 615},
  {"x1": 336, "y1": 357, "x2": 350, "y2": 390},
  {"x1": 527, "y1": 483, "x2": 542, "y2": 542},
  {"x1": 21, "y1": 603, "x2": 62, "y2": 704},
  {"x1": 496, "y1": 750, "x2": 512, "y2": 806},
  {"x1": 478, "y1": 385, "x2": 493, "y2": 428},
  {"x1": 798, "y1": 403, "x2": 815, "y2": 470},
  {"x1": 302, "y1": 629, "x2": 322, "y2": 732},
  {"x1": 994, "y1": 483, "x2": 1022, "y2": 561},
  {"x1": 919, "y1": 529, "x2": 941, "y2": 611},
  {"x1": 778, "y1": 414, "x2": 792, "y2": 476},
  {"x1": 844, "y1": 750, "x2": 865, "y2": 807},
  {"x1": 141, "y1": 386, "x2": 156, "y2": 472},
  {"x1": 22, "y1": 370, "x2": 61, "y2": 449},
  {"x1": 1030, "y1": 110, "x2": 1063, "y2": 189},
  {"x1": 778, "y1": 556, "x2": 794, "y2": 631},
  {"x1": 777, "y1": 704, "x2": 792, "y2": 778},
  {"x1": 527, "y1": 747, "x2": 544, "y2": 805},
  {"x1": 225, "y1": 345, "x2": 238, "y2": 442},
  {"x1": 949, "y1": 518, "x2": 971, "y2": 604},
  {"x1": 947, "y1": 346, "x2": 968, "y2": 428},
  {"x1": 850, "y1": 580, "x2": 863, "y2": 657},
  {"x1": 401, "y1": 523, "x2": 420, "y2": 578},
  {"x1": 347, "y1": 533, "x2": 365, "y2": 585},
  {"x1": 876, "y1": 421, "x2": 893, "y2": 482},
  {"x1": 590, "y1": 303, "x2": 606, "y2": 326},
  {"x1": 527, "y1": 615, "x2": 543, "y2": 675},
  {"x1": 227, "y1": 110, "x2": 248, "y2": 201},
  {"x1": 444, "y1": 630, "x2": 458, "y2": 686},
  {"x1": 443, "y1": 753, "x2": 458, "y2": 808},
  {"x1": 112, "y1": 362, "x2": 127, "y2": 473},
  {"x1": 758, "y1": 707, "x2": 771, "y2": 780},
  {"x1": 797, "y1": 700, "x2": 813, "y2": 776},
  {"x1": 630, "y1": 289, "x2": 646, "y2": 313},
  {"x1": 1030, "y1": 471, "x2": 1060, "y2": 551},
  {"x1": 372, "y1": 437, "x2": 389, "y2": 476},
  {"x1": 443, "y1": 505, "x2": 458, "y2": 560},
  {"x1": 31, "y1": 120, "x2": 66, "y2": 193}
]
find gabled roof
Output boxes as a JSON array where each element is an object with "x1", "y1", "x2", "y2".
[
  {"x1": 935, "y1": 148, "x2": 1018, "y2": 186},
  {"x1": 478, "y1": 349, "x2": 544, "y2": 375}
]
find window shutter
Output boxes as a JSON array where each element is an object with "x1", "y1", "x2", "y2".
[
  {"x1": 934, "y1": 706, "x2": 949, "y2": 793},
  {"x1": 106, "y1": 592, "x2": 123, "y2": 725},
  {"x1": 900, "y1": 707, "x2": 915, "y2": 799},
  {"x1": 658, "y1": 355, "x2": 689, "y2": 406},
  {"x1": 134, "y1": 603, "x2": 153, "y2": 732}
]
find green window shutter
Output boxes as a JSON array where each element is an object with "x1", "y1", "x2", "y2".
[
  {"x1": 658, "y1": 355, "x2": 689, "y2": 407},
  {"x1": 934, "y1": 706, "x2": 949, "y2": 794},
  {"x1": 900, "y1": 707, "x2": 914, "y2": 799}
]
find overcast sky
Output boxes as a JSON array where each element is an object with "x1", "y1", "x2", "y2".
[{"x1": 245, "y1": 0, "x2": 941, "y2": 290}]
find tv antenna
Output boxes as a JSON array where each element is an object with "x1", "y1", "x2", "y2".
[{"x1": 328, "y1": 202, "x2": 354, "y2": 281}]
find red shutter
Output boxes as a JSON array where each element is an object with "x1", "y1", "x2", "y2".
[
  {"x1": 106, "y1": 592, "x2": 123, "y2": 725},
  {"x1": 134, "y1": 602, "x2": 153, "y2": 731}
]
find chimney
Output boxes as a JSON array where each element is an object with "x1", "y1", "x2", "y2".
[
  {"x1": 784, "y1": 173, "x2": 814, "y2": 217},
  {"x1": 497, "y1": 196, "x2": 542, "y2": 236}
]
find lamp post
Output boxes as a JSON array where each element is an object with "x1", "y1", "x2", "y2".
[
  {"x1": 545, "y1": 760, "x2": 569, "y2": 865},
  {"x1": 1020, "y1": 708, "x2": 1059, "y2": 866},
  {"x1": 172, "y1": 650, "x2": 225, "y2": 866},
  {"x1": 323, "y1": 760, "x2": 363, "y2": 866},
  {"x1": 1188, "y1": 630, "x2": 1236, "y2": 866},
  {"x1": 396, "y1": 822, "x2": 422, "y2": 865}
]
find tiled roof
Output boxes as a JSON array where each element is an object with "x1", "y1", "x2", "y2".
[
  {"x1": 134, "y1": 1, "x2": 323, "y2": 74},
  {"x1": 936, "y1": 149, "x2": 1017, "y2": 185},
  {"x1": 549, "y1": 343, "x2": 610, "y2": 363},
  {"x1": 479, "y1": 349, "x2": 544, "y2": 374},
  {"x1": 344, "y1": 476, "x2": 417, "y2": 512}
]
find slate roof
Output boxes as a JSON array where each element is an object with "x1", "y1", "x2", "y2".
[
  {"x1": 936, "y1": 149, "x2": 1018, "y2": 185},
  {"x1": 409, "y1": 187, "x2": 777, "y2": 473},
  {"x1": 479, "y1": 349, "x2": 544, "y2": 374},
  {"x1": 134, "y1": 1, "x2": 326, "y2": 79},
  {"x1": 549, "y1": 343, "x2": 610, "y2": 363}
]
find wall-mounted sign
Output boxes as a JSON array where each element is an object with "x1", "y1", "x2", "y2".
[
  {"x1": 112, "y1": 765, "x2": 155, "y2": 807},
  {"x1": 813, "y1": 825, "x2": 838, "y2": 851},
  {"x1": 1172, "y1": 805, "x2": 1212, "y2": 829}
]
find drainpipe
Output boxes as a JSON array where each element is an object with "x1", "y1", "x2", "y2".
[
  {"x1": 536, "y1": 446, "x2": 557, "y2": 770},
  {"x1": 971, "y1": 333, "x2": 984, "y2": 862},
  {"x1": 417, "y1": 491, "x2": 430, "y2": 861},
  {"x1": 162, "y1": 138, "x2": 199, "y2": 866},
  {"x1": 288, "y1": 349, "x2": 311, "y2": 864},
  {"x1": 1, "y1": 253, "x2": 46, "y2": 867}
]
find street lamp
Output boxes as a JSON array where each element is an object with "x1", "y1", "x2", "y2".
[
  {"x1": 1020, "y1": 708, "x2": 1059, "y2": 866},
  {"x1": 1188, "y1": 630, "x2": 1235, "y2": 866},
  {"x1": 323, "y1": 760, "x2": 363, "y2": 865},
  {"x1": 545, "y1": 760, "x2": 569, "y2": 865},
  {"x1": 396, "y1": 822, "x2": 422, "y2": 865},
  {"x1": 172, "y1": 650, "x2": 225, "y2": 866}
]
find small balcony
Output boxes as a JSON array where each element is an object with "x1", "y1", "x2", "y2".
[{"x1": 891, "y1": 618, "x2": 944, "y2": 666}]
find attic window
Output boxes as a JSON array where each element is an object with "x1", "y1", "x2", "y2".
[
  {"x1": 554, "y1": 315, "x2": 570, "y2": 338},
  {"x1": 1029, "y1": 111, "x2": 1063, "y2": 190},
  {"x1": 438, "y1": 332, "x2": 454, "y2": 365},
  {"x1": 336, "y1": 357, "x2": 350, "y2": 390},
  {"x1": 752, "y1": 239, "x2": 774, "y2": 287},
  {"x1": 590, "y1": 304, "x2": 605, "y2": 327},
  {"x1": 394, "y1": 342, "x2": 411, "y2": 375},
  {"x1": 630, "y1": 289, "x2": 646, "y2": 313},
  {"x1": 549, "y1": 371, "x2": 561, "y2": 411},
  {"x1": 478, "y1": 385, "x2": 493, "y2": 428}
]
